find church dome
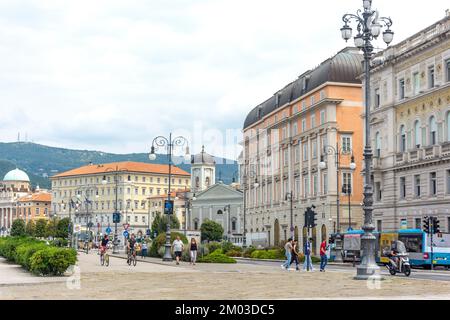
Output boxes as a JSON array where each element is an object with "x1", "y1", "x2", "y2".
[
  {"x1": 191, "y1": 146, "x2": 215, "y2": 165},
  {"x1": 3, "y1": 168, "x2": 30, "y2": 182}
]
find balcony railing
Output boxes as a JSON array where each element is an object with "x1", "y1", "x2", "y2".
[{"x1": 396, "y1": 153, "x2": 405, "y2": 163}]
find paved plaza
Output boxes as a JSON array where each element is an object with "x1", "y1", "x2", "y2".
[{"x1": 1, "y1": 252, "x2": 450, "y2": 300}]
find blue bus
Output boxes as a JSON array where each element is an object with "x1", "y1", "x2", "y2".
[{"x1": 340, "y1": 229, "x2": 450, "y2": 268}]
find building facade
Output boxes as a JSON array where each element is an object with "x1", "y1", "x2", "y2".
[
  {"x1": 148, "y1": 189, "x2": 189, "y2": 232},
  {"x1": 50, "y1": 161, "x2": 190, "y2": 238},
  {"x1": 0, "y1": 169, "x2": 32, "y2": 234},
  {"x1": 369, "y1": 12, "x2": 450, "y2": 232},
  {"x1": 16, "y1": 191, "x2": 52, "y2": 222},
  {"x1": 242, "y1": 47, "x2": 365, "y2": 253}
]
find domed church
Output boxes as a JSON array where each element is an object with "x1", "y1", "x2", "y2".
[{"x1": 0, "y1": 168, "x2": 31, "y2": 234}]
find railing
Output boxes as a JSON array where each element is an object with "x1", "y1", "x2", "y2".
[
  {"x1": 396, "y1": 153, "x2": 405, "y2": 163},
  {"x1": 424, "y1": 146, "x2": 434, "y2": 158},
  {"x1": 409, "y1": 150, "x2": 419, "y2": 161},
  {"x1": 442, "y1": 142, "x2": 450, "y2": 154}
]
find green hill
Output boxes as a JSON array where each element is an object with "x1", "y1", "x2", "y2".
[{"x1": 0, "y1": 142, "x2": 239, "y2": 189}]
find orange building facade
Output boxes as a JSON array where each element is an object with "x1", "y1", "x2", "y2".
[
  {"x1": 241, "y1": 47, "x2": 365, "y2": 254},
  {"x1": 16, "y1": 192, "x2": 52, "y2": 222}
]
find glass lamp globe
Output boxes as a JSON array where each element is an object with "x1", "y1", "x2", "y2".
[
  {"x1": 341, "y1": 25, "x2": 352, "y2": 41},
  {"x1": 319, "y1": 161, "x2": 327, "y2": 170},
  {"x1": 363, "y1": 0, "x2": 372, "y2": 10},
  {"x1": 350, "y1": 162, "x2": 357, "y2": 170},
  {"x1": 149, "y1": 152, "x2": 157, "y2": 161},
  {"x1": 383, "y1": 29, "x2": 394, "y2": 45},
  {"x1": 371, "y1": 23, "x2": 382, "y2": 38},
  {"x1": 354, "y1": 35, "x2": 364, "y2": 48}
]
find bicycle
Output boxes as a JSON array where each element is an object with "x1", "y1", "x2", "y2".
[{"x1": 127, "y1": 245, "x2": 137, "y2": 266}]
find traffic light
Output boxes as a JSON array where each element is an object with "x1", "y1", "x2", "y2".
[
  {"x1": 311, "y1": 208, "x2": 317, "y2": 228},
  {"x1": 113, "y1": 211, "x2": 121, "y2": 223},
  {"x1": 423, "y1": 216, "x2": 430, "y2": 234},
  {"x1": 304, "y1": 207, "x2": 318, "y2": 228},
  {"x1": 304, "y1": 208, "x2": 311, "y2": 228},
  {"x1": 432, "y1": 217, "x2": 440, "y2": 234}
]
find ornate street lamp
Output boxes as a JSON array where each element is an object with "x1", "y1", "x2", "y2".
[
  {"x1": 340, "y1": 0, "x2": 393, "y2": 280},
  {"x1": 149, "y1": 133, "x2": 190, "y2": 261}
]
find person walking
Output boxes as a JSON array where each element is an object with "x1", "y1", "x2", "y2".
[
  {"x1": 189, "y1": 238, "x2": 198, "y2": 265},
  {"x1": 281, "y1": 238, "x2": 293, "y2": 270},
  {"x1": 320, "y1": 239, "x2": 328, "y2": 272},
  {"x1": 141, "y1": 239, "x2": 148, "y2": 259},
  {"x1": 172, "y1": 236, "x2": 184, "y2": 265},
  {"x1": 289, "y1": 240, "x2": 300, "y2": 271},
  {"x1": 303, "y1": 238, "x2": 314, "y2": 271}
]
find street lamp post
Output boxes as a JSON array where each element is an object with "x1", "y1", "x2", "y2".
[
  {"x1": 75, "y1": 186, "x2": 99, "y2": 254},
  {"x1": 319, "y1": 145, "x2": 356, "y2": 262},
  {"x1": 241, "y1": 166, "x2": 258, "y2": 248},
  {"x1": 149, "y1": 133, "x2": 190, "y2": 262},
  {"x1": 285, "y1": 192, "x2": 294, "y2": 241},
  {"x1": 62, "y1": 197, "x2": 81, "y2": 248},
  {"x1": 340, "y1": 0, "x2": 393, "y2": 280},
  {"x1": 224, "y1": 204, "x2": 231, "y2": 241}
]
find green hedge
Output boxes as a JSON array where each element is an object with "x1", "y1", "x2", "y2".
[
  {"x1": 0, "y1": 237, "x2": 77, "y2": 276},
  {"x1": 198, "y1": 249, "x2": 237, "y2": 264},
  {"x1": 250, "y1": 249, "x2": 285, "y2": 260}
]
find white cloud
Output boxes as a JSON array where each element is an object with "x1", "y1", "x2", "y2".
[{"x1": 0, "y1": 0, "x2": 446, "y2": 158}]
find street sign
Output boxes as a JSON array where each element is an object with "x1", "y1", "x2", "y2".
[
  {"x1": 164, "y1": 200, "x2": 174, "y2": 215},
  {"x1": 74, "y1": 224, "x2": 81, "y2": 233},
  {"x1": 123, "y1": 230, "x2": 129, "y2": 238},
  {"x1": 123, "y1": 223, "x2": 130, "y2": 230},
  {"x1": 146, "y1": 229, "x2": 151, "y2": 236},
  {"x1": 400, "y1": 220, "x2": 408, "y2": 229},
  {"x1": 113, "y1": 212, "x2": 121, "y2": 223},
  {"x1": 106, "y1": 227, "x2": 112, "y2": 234}
]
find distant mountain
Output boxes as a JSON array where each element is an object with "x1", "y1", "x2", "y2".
[{"x1": 0, "y1": 142, "x2": 239, "y2": 190}]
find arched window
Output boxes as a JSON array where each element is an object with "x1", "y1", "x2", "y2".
[
  {"x1": 205, "y1": 177, "x2": 210, "y2": 187},
  {"x1": 375, "y1": 132, "x2": 381, "y2": 157},
  {"x1": 414, "y1": 120, "x2": 421, "y2": 148},
  {"x1": 447, "y1": 112, "x2": 450, "y2": 141},
  {"x1": 399, "y1": 125, "x2": 406, "y2": 152},
  {"x1": 429, "y1": 116, "x2": 437, "y2": 145}
]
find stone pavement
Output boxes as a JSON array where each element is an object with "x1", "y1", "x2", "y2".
[{"x1": 1, "y1": 252, "x2": 450, "y2": 299}]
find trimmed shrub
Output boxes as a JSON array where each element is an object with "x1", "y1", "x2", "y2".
[
  {"x1": 205, "y1": 241, "x2": 221, "y2": 254},
  {"x1": 10, "y1": 219, "x2": 26, "y2": 237},
  {"x1": 198, "y1": 249, "x2": 236, "y2": 264},
  {"x1": 250, "y1": 249, "x2": 285, "y2": 260},
  {"x1": 243, "y1": 246, "x2": 256, "y2": 258},
  {"x1": 225, "y1": 249, "x2": 242, "y2": 257}
]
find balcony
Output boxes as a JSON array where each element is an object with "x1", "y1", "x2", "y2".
[
  {"x1": 424, "y1": 146, "x2": 434, "y2": 159},
  {"x1": 372, "y1": 157, "x2": 382, "y2": 170},
  {"x1": 442, "y1": 142, "x2": 450, "y2": 155},
  {"x1": 395, "y1": 152, "x2": 405, "y2": 164},
  {"x1": 408, "y1": 149, "x2": 419, "y2": 162}
]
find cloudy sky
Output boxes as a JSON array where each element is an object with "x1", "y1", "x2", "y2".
[{"x1": 0, "y1": 0, "x2": 446, "y2": 159}]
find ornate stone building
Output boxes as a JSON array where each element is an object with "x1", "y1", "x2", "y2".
[
  {"x1": 369, "y1": 11, "x2": 450, "y2": 232},
  {"x1": 0, "y1": 169, "x2": 32, "y2": 234},
  {"x1": 242, "y1": 47, "x2": 365, "y2": 253}
]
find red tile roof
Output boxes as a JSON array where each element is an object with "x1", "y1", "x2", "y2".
[
  {"x1": 18, "y1": 192, "x2": 52, "y2": 203},
  {"x1": 51, "y1": 161, "x2": 190, "y2": 178}
]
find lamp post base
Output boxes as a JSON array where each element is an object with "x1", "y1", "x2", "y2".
[
  {"x1": 333, "y1": 233, "x2": 344, "y2": 262},
  {"x1": 354, "y1": 264, "x2": 382, "y2": 280},
  {"x1": 163, "y1": 244, "x2": 173, "y2": 261}
]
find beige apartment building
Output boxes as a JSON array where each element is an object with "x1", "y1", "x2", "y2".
[{"x1": 50, "y1": 161, "x2": 190, "y2": 237}]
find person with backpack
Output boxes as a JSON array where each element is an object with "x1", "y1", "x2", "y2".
[
  {"x1": 303, "y1": 238, "x2": 314, "y2": 271},
  {"x1": 289, "y1": 240, "x2": 300, "y2": 271}
]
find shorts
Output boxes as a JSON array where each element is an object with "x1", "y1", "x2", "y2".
[{"x1": 174, "y1": 251, "x2": 182, "y2": 258}]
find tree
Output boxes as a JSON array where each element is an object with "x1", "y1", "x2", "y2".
[
  {"x1": 25, "y1": 220, "x2": 36, "y2": 237},
  {"x1": 151, "y1": 212, "x2": 180, "y2": 237},
  {"x1": 46, "y1": 218, "x2": 58, "y2": 238},
  {"x1": 200, "y1": 219, "x2": 224, "y2": 242},
  {"x1": 56, "y1": 218, "x2": 70, "y2": 239},
  {"x1": 35, "y1": 219, "x2": 48, "y2": 238},
  {"x1": 10, "y1": 219, "x2": 26, "y2": 237}
]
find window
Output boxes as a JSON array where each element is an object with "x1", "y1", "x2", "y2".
[
  {"x1": 414, "y1": 120, "x2": 421, "y2": 148},
  {"x1": 283, "y1": 149, "x2": 289, "y2": 167},
  {"x1": 294, "y1": 144, "x2": 300, "y2": 163},
  {"x1": 430, "y1": 172, "x2": 437, "y2": 196},
  {"x1": 375, "y1": 182, "x2": 382, "y2": 201},
  {"x1": 375, "y1": 132, "x2": 381, "y2": 157},
  {"x1": 301, "y1": 100, "x2": 306, "y2": 111},
  {"x1": 282, "y1": 126, "x2": 287, "y2": 139},
  {"x1": 343, "y1": 173, "x2": 352, "y2": 195},
  {"x1": 399, "y1": 125, "x2": 406, "y2": 152},
  {"x1": 303, "y1": 143, "x2": 309, "y2": 161},
  {"x1": 292, "y1": 122, "x2": 298, "y2": 136},
  {"x1": 134, "y1": 216, "x2": 138, "y2": 223},
  {"x1": 400, "y1": 177, "x2": 406, "y2": 199},
  {"x1": 342, "y1": 135, "x2": 352, "y2": 153},
  {"x1": 428, "y1": 66, "x2": 435, "y2": 88},
  {"x1": 414, "y1": 175, "x2": 421, "y2": 198},
  {"x1": 312, "y1": 140, "x2": 317, "y2": 159},
  {"x1": 447, "y1": 112, "x2": 450, "y2": 141},
  {"x1": 447, "y1": 170, "x2": 450, "y2": 195},
  {"x1": 312, "y1": 175, "x2": 318, "y2": 196},
  {"x1": 446, "y1": 59, "x2": 450, "y2": 82},
  {"x1": 429, "y1": 116, "x2": 437, "y2": 145},
  {"x1": 311, "y1": 114, "x2": 316, "y2": 128},
  {"x1": 377, "y1": 220, "x2": 382, "y2": 232},
  {"x1": 320, "y1": 110, "x2": 326, "y2": 124},
  {"x1": 415, "y1": 218, "x2": 421, "y2": 230},
  {"x1": 374, "y1": 88, "x2": 380, "y2": 108},
  {"x1": 310, "y1": 95, "x2": 315, "y2": 105},
  {"x1": 302, "y1": 119, "x2": 307, "y2": 132},
  {"x1": 399, "y1": 78, "x2": 405, "y2": 99},
  {"x1": 322, "y1": 173, "x2": 328, "y2": 194},
  {"x1": 413, "y1": 72, "x2": 420, "y2": 95},
  {"x1": 320, "y1": 90, "x2": 325, "y2": 100},
  {"x1": 303, "y1": 177, "x2": 309, "y2": 197}
]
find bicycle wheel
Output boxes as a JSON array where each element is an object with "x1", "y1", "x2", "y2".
[
  {"x1": 133, "y1": 255, "x2": 137, "y2": 266},
  {"x1": 127, "y1": 254, "x2": 131, "y2": 266},
  {"x1": 105, "y1": 254, "x2": 109, "y2": 267},
  {"x1": 100, "y1": 254, "x2": 105, "y2": 266}
]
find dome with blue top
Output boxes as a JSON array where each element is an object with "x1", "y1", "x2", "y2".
[{"x1": 3, "y1": 168, "x2": 30, "y2": 182}]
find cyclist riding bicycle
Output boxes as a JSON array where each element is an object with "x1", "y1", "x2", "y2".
[{"x1": 127, "y1": 233, "x2": 137, "y2": 256}]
